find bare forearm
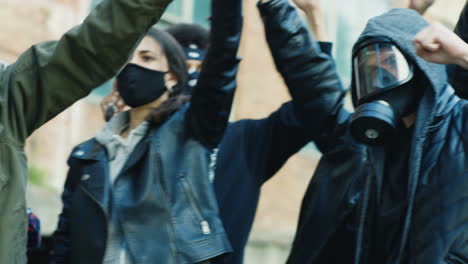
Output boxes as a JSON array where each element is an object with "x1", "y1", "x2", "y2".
[
  {"x1": 287, "y1": 0, "x2": 328, "y2": 41},
  {"x1": 303, "y1": 6, "x2": 328, "y2": 42}
]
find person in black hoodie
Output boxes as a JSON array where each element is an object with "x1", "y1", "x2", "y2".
[
  {"x1": 213, "y1": 1, "x2": 332, "y2": 262},
  {"x1": 255, "y1": 0, "x2": 468, "y2": 263}
]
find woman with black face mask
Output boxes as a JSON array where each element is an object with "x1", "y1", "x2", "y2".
[{"x1": 50, "y1": 0, "x2": 242, "y2": 262}]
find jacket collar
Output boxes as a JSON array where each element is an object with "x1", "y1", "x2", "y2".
[
  {"x1": 70, "y1": 132, "x2": 152, "y2": 212},
  {"x1": 71, "y1": 139, "x2": 110, "y2": 212},
  {"x1": 71, "y1": 139, "x2": 107, "y2": 161}
]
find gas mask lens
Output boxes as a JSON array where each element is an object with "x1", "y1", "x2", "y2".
[{"x1": 353, "y1": 43, "x2": 412, "y2": 103}]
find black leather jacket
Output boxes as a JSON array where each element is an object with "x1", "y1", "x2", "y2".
[{"x1": 50, "y1": 0, "x2": 242, "y2": 263}]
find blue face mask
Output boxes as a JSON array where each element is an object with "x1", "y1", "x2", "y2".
[
  {"x1": 117, "y1": 63, "x2": 168, "y2": 108},
  {"x1": 186, "y1": 67, "x2": 200, "y2": 93}
]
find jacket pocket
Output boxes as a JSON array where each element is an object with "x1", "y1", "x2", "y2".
[
  {"x1": 179, "y1": 174, "x2": 211, "y2": 235},
  {"x1": 446, "y1": 253, "x2": 468, "y2": 264}
]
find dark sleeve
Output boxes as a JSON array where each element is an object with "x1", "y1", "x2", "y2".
[
  {"x1": 3, "y1": 0, "x2": 172, "y2": 143},
  {"x1": 50, "y1": 157, "x2": 80, "y2": 264},
  {"x1": 448, "y1": 2, "x2": 468, "y2": 99},
  {"x1": 258, "y1": 0, "x2": 347, "y2": 144},
  {"x1": 243, "y1": 42, "x2": 334, "y2": 184},
  {"x1": 186, "y1": 0, "x2": 242, "y2": 148},
  {"x1": 240, "y1": 102, "x2": 311, "y2": 184}
]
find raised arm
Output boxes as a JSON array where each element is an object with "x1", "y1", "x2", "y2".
[
  {"x1": 414, "y1": 22, "x2": 468, "y2": 69},
  {"x1": 187, "y1": 0, "x2": 242, "y2": 148},
  {"x1": 1, "y1": 0, "x2": 172, "y2": 143},
  {"x1": 241, "y1": 42, "x2": 336, "y2": 184},
  {"x1": 292, "y1": 0, "x2": 328, "y2": 42},
  {"x1": 258, "y1": 0, "x2": 347, "y2": 141}
]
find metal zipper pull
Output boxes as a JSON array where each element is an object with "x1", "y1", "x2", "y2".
[{"x1": 201, "y1": 221, "x2": 211, "y2": 235}]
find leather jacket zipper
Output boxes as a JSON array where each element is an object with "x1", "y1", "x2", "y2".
[
  {"x1": 153, "y1": 148, "x2": 178, "y2": 260},
  {"x1": 180, "y1": 175, "x2": 211, "y2": 235}
]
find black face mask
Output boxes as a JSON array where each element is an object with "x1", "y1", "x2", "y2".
[
  {"x1": 117, "y1": 63, "x2": 168, "y2": 108},
  {"x1": 186, "y1": 68, "x2": 200, "y2": 94}
]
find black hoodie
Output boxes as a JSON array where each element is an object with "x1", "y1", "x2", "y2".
[{"x1": 287, "y1": 8, "x2": 468, "y2": 264}]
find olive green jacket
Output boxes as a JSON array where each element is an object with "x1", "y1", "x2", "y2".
[{"x1": 0, "y1": 0, "x2": 172, "y2": 262}]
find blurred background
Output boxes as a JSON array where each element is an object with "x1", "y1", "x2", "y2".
[{"x1": 0, "y1": 0, "x2": 465, "y2": 262}]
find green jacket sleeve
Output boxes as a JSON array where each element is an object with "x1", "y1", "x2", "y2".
[{"x1": 0, "y1": 0, "x2": 172, "y2": 143}]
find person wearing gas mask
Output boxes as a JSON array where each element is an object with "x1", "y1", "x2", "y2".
[
  {"x1": 253, "y1": 1, "x2": 468, "y2": 263},
  {"x1": 0, "y1": 0, "x2": 174, "y2": 262},
  {"x1": 50, "y1": 0, "x2": 242, "y2": 262}
]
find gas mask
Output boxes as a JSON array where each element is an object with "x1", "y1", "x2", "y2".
[{"x1": 350, "y1": 37, "x2": 418, "y2": 145}]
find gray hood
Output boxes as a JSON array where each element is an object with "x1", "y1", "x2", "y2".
[{"x1": 352, "y1": 9, "x2": 458, "y2": 263}]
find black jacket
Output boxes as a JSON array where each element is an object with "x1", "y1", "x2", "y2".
[
  {"x1": 258, "y1": 2, "x2": 468, "y2": 264},
  {"x1": 50, "y1": 0, "x2": 242, "y2": 263},
  {"x1": 214, "y1": 103, "x2": 312, "y2": 264},
  {"x1": 211, "y1": 1, "x2": 336, "y2": 262}
]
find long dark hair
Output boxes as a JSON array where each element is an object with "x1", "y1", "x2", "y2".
[{"x1": 145, "y1": 28, "x2": 190, "y2": 125}]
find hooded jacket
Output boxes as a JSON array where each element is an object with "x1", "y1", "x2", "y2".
[
  {"x1": 0, "y1": 0, "x2": 172, "y2": 263},
  {"x1": 282, "y1": 7, "x2": 468, "y2": 264}
]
